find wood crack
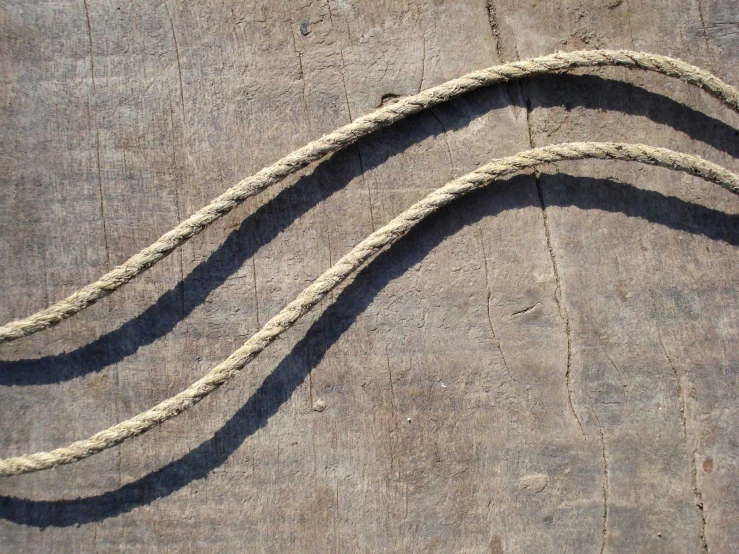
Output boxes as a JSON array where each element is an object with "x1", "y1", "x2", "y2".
[
  {"x1": 591, "y1": 404, "x2": 610, "y2": 554},
  {"x1": 94, "y1": 128, "x2": 110, "y2": 270},
  {"x1": 168, "y1": 97, "x2": 187, "y2": 320},
  {"x1": 696, "y1": 0, "x2": 717, "y2": 70},
  {"x1": 584, "y1": 378, "x2": 610, "y2": 554},
  {"x1": 542, "y1": 184, "x2": 585, "y2": 438},
  {"x1": 82, "y1": 0, "x2": 109, "y2": 270},
  {"x1": 598, "y1": 430, "x2": 610, "y2": 554},
  {"x1": 522, "y1": 87, "x2": 585, "y2": 437},
  {"x1": 691, "y1": 449, "x2": 710, "y2": 553},
  {"x1": 82, "y1": 3, "x2": 116, "y2": 485},
  {"x1": 658, "y1": 332, "x2": 708, "y2": 552},
  {"x1": 484, "y1": 0, "x2": 504, "y2": 61}
]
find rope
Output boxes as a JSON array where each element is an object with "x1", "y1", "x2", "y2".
[
  {"x1": 1, "y1": 142, "x2": 737, "y2": 476},
  {"x1": 1, "y1": 49, "x2": 738, "y2": 344}
]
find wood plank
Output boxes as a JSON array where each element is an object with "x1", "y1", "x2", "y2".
[{"x1": 1, "y1": 0, "x2": 737, "y2": 551}]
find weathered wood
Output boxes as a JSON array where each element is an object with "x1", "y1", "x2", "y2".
[{"x1": 1, "y1": 0, "x2": 737, "y2": 551}]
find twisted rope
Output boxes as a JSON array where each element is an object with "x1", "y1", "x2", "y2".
[
  {"x1": 1, "y1": 49, "x2": 738, "y2": 344},
  {"x1": 1, "y1": 142, "x2": 737, "y2": 476}
]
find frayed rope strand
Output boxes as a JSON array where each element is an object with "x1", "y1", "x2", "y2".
[
  {"x1": 0, "y1": 49, "x2": 738, "y2": 344},
  {"x1": 1, "y1": 142, "x2": 737, "y2": 476}
]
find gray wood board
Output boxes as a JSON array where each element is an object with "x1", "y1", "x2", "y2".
[{"x1": 1, "y1": 0, "x2": 737, "y2": 552}]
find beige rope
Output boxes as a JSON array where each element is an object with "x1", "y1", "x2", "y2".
[
  {"x1": 1, "y1": 142, "x2": 737, "y2": 476},
  {"x1": 1, "y1": 49, "x2": 738, "y2": 344}
]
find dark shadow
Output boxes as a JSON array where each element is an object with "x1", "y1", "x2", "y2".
[
  {"x1": 1, "y1": 172, "x2": 737, "y2": 527},
  {"x1": 525, "y1": 73, "x2": 739, "y2": 159},
  {"x1": 542, "y1": 175, "x2": 739, "y2": 245},
  {"x1": 2, "y1": 74, "x2": 737, "y2": 386},
  {"x1": 0, "y1": 94, "x2": 508, "y2": 386},
  {"x1": 0, "y1": 146, "x2": 360, "y2": 385}
]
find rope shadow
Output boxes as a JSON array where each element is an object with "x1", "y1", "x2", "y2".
[
  {"x1": 1, "y1": 172, "x2": 736, "y2": 527},
  {"x1": 0, "y1": 98, "x2": 501, "y2": 386},
  {"x1": 1, "y1": 75, "x2": 737, "y2": 385},
  {"x1": 435, "y1": 74, "x2": 739, "y2": 160},
  {"x1": 526, "y1": 74, "x2": 739, "y2": 160}
]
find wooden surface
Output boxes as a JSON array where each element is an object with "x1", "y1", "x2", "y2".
[{"x1": 1, "y1": 0, "x2": 738, "y2": 552}]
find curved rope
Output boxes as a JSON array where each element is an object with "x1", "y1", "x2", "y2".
[
  {"x1": 1, "y1": 49, "x2": 738, "y2": 344},
  {"x1": 1, "y1": 142, "x2": 737, "y2": 476}
]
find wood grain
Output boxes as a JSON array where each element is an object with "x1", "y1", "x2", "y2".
[{"x1": 1, "y1": 0, "x2": 737, "y2": 551}]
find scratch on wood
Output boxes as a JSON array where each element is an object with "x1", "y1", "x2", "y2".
[
  {"x1": 327, "y1": 1, "x2": 371, "y2": 239},
  {"x1": 291, "y1": 30, "x2": 311, "y2": 129},
  {"x1": 251, "y1": 256, "x2": 261, "y2": 328},
  {"x1": 334, "y1": 482, "x2": 340, "y2": 551},
  {"x1": 164, "y1": 2, "x2": 186, "y2": 120},
  {"x1": 477, "y1": 229, "x2": 517, "y2": 388},
  {"x1": 428, "y1": 107, "x2": 455, "y2": 172},
  {"x1": 419, "y1": 34, "x2": 426, "y2": 92},
  {"x1": 603, "y1": 349, "x2": 627, "y2": 390},
  {"x1": 510, "y1": 302, "x2": 541, "y2": 317},
  {"x1": 42, "y1": 268, "x2": 50, "y2": 309},
  {"x1": 657, "y1": 332, "x2": 687, "y2": 438},
  {"x1": 385, "y1": 347, "x2": 399, "y2": 480},
  {"x1": 326, "y1": 0, "x2": 354, "y2": 122},
  {"x1": 337, "y1": 49, "x2": 353, "y2": 121},
  {"x1": 355, "y1": 145, "x2": 376, "y2": 232},
  {"x1": 308, "y1": 370, "x2": 315, "y2": 408},
  {"x1": 623, "y1": 0, "x2": 636, "y2": 48},
  {"x1": 82, "y1": 0, "x2": 96, "y2": 91}
]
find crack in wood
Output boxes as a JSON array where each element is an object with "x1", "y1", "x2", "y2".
[
  {"x1": 589, "y1": 402, "x2": 611, "y2": 554},
  {"x1": 484, "y1": 0, "x2": 504, "y2": 61},
  {"x1": 696, "y1": 0, "x2": 717, "y2": 70},
  {"x1": 521, "y1": 87, "x2": 586, "y2": 438},
  {"x1": 658, "y1": 331, "x2": 709, "y2": 552}
]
